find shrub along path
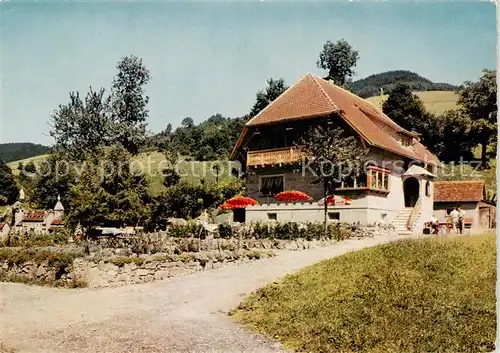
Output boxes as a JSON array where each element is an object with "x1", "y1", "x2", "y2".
[{"x1": 1, "y1": 233, "x2": 454, "y2": 353}]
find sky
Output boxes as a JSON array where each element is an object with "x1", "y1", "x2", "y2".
[{"x1": 0, "y1": 1, "x2": 496, "y2": 145}]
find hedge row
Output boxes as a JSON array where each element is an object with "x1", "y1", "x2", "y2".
[{"x1": 165, "y1": 222, "x2": 354, "y2": 241}]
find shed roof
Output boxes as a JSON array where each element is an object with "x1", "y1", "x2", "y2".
[{"x1": 434, "y1": 180, "x2": 486, "y2": 202}]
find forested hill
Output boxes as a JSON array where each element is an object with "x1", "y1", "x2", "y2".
[
  {"x1": 0, "y1": 143, "x2": 50, "y2": 163},
  {"x1": 349, "y1": 70, "x2": 459, "y2": 98}
]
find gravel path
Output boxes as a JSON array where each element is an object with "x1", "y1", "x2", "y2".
[{"x1": 1, "y1": 234, "x2": 413, "y2": 353}]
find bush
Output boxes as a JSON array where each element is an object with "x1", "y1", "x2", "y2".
[
  {"x1": 152, "y1": 254, "x2": 178, "y2": 262},
  {"x1": 4, "y1": 230, "x2": 70, "y2": 247},
  {"x1": 0, "y1": 248, "x2": 79, "y2": 267},
  {"x1": 108, "y1": 257, "x2": 145, "y2": 267},
  {"x1": 147, "y1": 179, "x2": 244, "y2": 230},
  {"x1": 179, "y1": 253, "x2": 195, "y2": 263},
  {"x1": 67, "y1": 277, "x2": 88, "y2": 288},
  {"x1": 218, "y1": 224, "x2": 233, "y2": 238},
  {"x1": 246, "y1": 250, "x2": 262, "y2": 260}
]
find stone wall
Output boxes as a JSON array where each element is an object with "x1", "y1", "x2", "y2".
[
  {"x1": 73, "y1": 250, "x2": 273, "y2": 288},
  {"x1": 0, "y1": 260, "x2": 86, "y2": 288},
  {"x1": 0, "y1": 227, "x2": 397, "y2": 288}
]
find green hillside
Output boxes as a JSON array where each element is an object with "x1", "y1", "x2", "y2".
[
  {"x1": 7, "y1": 154, "x2": 50, "y2": 175},
  {"x1": 350, "y1": 70, "x2": 458, "y2": 98},
  {"x1": 366, "y1": 90, "x2": 459, "y2": 115},
  {"x1": 7, "y1": 151, "x2": 240, "y2": 195},
  {"x1": 0, "y1": 143, "x2": 50, "y2": 163}
]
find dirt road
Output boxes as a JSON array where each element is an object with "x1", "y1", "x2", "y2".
[{"x1": 1, "y1": 234, "x2": 408, "y2": 353}]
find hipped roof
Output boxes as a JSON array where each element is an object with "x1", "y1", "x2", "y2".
[{"x1": 231, "y1": 74, "x2": 439, "y2": 164}]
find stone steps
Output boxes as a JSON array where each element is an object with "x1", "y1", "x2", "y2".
[{"x1": 393, "y1": 208, "x2": 422, "y2": 236}]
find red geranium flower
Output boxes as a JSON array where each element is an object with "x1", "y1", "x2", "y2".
[{"x1": 319, "y1": 195, "x2": 352, "y2": 206}]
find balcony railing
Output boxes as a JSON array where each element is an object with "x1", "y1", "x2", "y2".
[{"x1": 247, "y1": 146, "x2": 305, "y2": 167}]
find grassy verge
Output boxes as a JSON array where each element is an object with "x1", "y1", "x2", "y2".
[
  {"x1": 0, "y1": 247, "x2": 81, "y2": 267},
  {"x1": 233, "y1": 234, "x2": 496, "y2": 353}
]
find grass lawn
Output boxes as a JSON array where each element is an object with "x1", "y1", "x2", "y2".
[
  {"x1": 233, "y1": 234, "x2": 496, "y2": 353},
  {"x1": 366, "y1": 90, "x2": 459, "y2": 115}
]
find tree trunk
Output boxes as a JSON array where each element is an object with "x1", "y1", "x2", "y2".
[
  {"x1": 84, "y1": 230, "x2": 90, "y2": 255},
  {"x1": 323, "y1": 180, "x2": 328, "y2": 237},
  {"x1": 481, "y1": 141, "x2": 488, "y2": 168}
]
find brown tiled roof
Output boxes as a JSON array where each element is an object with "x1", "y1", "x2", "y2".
[
  {"x1": 434, "y1": 180, "x2": 486, "y2": 202},
  {"x1": 246, "y1": 75, "x2": 339, "y2": 126},
  {"x1": 24, "y1": 211, "x2": 48, "y2": 222},
  {"x1": 232, "y1": 74, "x2": 439, "y2": 164}
]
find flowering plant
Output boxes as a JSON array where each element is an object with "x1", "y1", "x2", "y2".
[{"x1": 319, "y1": 195, "x2": 352, "y2": 206}]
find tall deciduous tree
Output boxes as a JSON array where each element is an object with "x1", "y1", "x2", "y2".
[
  {"x1": 381, "y1": 83, "x2": 449, "y2": 157},
  {"x1": 110, "y1": 56, "x2": 151, "y2": 155},
  {"x1": 437, "y1": 110, "x2": 475, "y2": 163},
  {"x1": 300, "y1": 125, "x2": 368, "y2": 231},
  {"x1": 50, "y1": 56, "x2": 150, "y2": 160},
  {"x1": 50, "y1": 88, "x2": 112, "y2": 161},
  {"x1": 249, "y1": 78, "x2": 288, "y2": 118},
  {"x1": 382, "y1": 83, "x2": 428, "y2": 132},
  {"x1": 317, "y1": 39, "x2": 359, "y2": 86},
  {"x1": 0, "y1": 159, "x2": 19, "y2": 205},
  {"x1": 457, "y1": 69, "x2": 497, "y2": 164}
]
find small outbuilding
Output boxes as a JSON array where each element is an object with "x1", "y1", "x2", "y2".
[{"x1": 434, "y1": 180, "x2": 496, "y2": 230}]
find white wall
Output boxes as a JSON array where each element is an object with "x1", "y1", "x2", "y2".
[
  {"x1": 434, "y1": 202, "x2": 480, "y2": 228},
  {"x1": 364, "y1": 172, "x2": 404, "y2": 224},
  {"x1": 245, "y1": 202, "x2": 392, "y2": 225},
  {"x1": 244, "y1": 149, "x2": 436, "y2": 230}
]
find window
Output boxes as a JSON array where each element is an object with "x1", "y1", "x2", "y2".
[
  {"x1": 425, "y1": 181, "x2": 431, "y2": 197},
  {"x1": 328, "y1": 212, "x2": 340, "y2": 221},
  {"x1": 267, "y1": 213, "x2": 277, "y2": 221},
  {"x1": 233, "y1": 209, "x2": 246, "y2": 223},
  {"x1": 259, "y1": 175, "x2": 284, "y2": 196},
  {"x1": 368, "y1": 167, "x2": 390, "y2": 191},
  {"x1": 338, "y1": 166, "x2": 389, "y2": 191},
  {"x1": 340, "y1": 170, "x2": 367, "y2": 188},
  {"x1": 402, "y1": 137, "x2": 412, "y2": 147}
]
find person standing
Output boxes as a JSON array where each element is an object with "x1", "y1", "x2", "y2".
[
  {"x1": 450, "y1": 208, "x2": 459, "y2": 234},
  {"x1": 457, "y1": 206, "x2": 465, "y2": 234},
  {"x1": 430, "y1": 214, "x2": 439, "y2": 234}
]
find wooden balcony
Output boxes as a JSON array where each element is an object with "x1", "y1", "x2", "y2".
[{"x1": 247, "y1": 146, "x2": 305, "y2": 167}]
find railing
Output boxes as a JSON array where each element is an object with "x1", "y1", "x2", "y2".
[
  {"x1": 247, "y1": 146, "x2": 305, "y2": 167},
  {"x1": 406, "y1": 199, "x2": 421, "y2": 231}
]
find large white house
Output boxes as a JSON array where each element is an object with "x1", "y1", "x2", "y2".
[{"x1": 230, "y1": 74, "x2": 440, "y2": 235}]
